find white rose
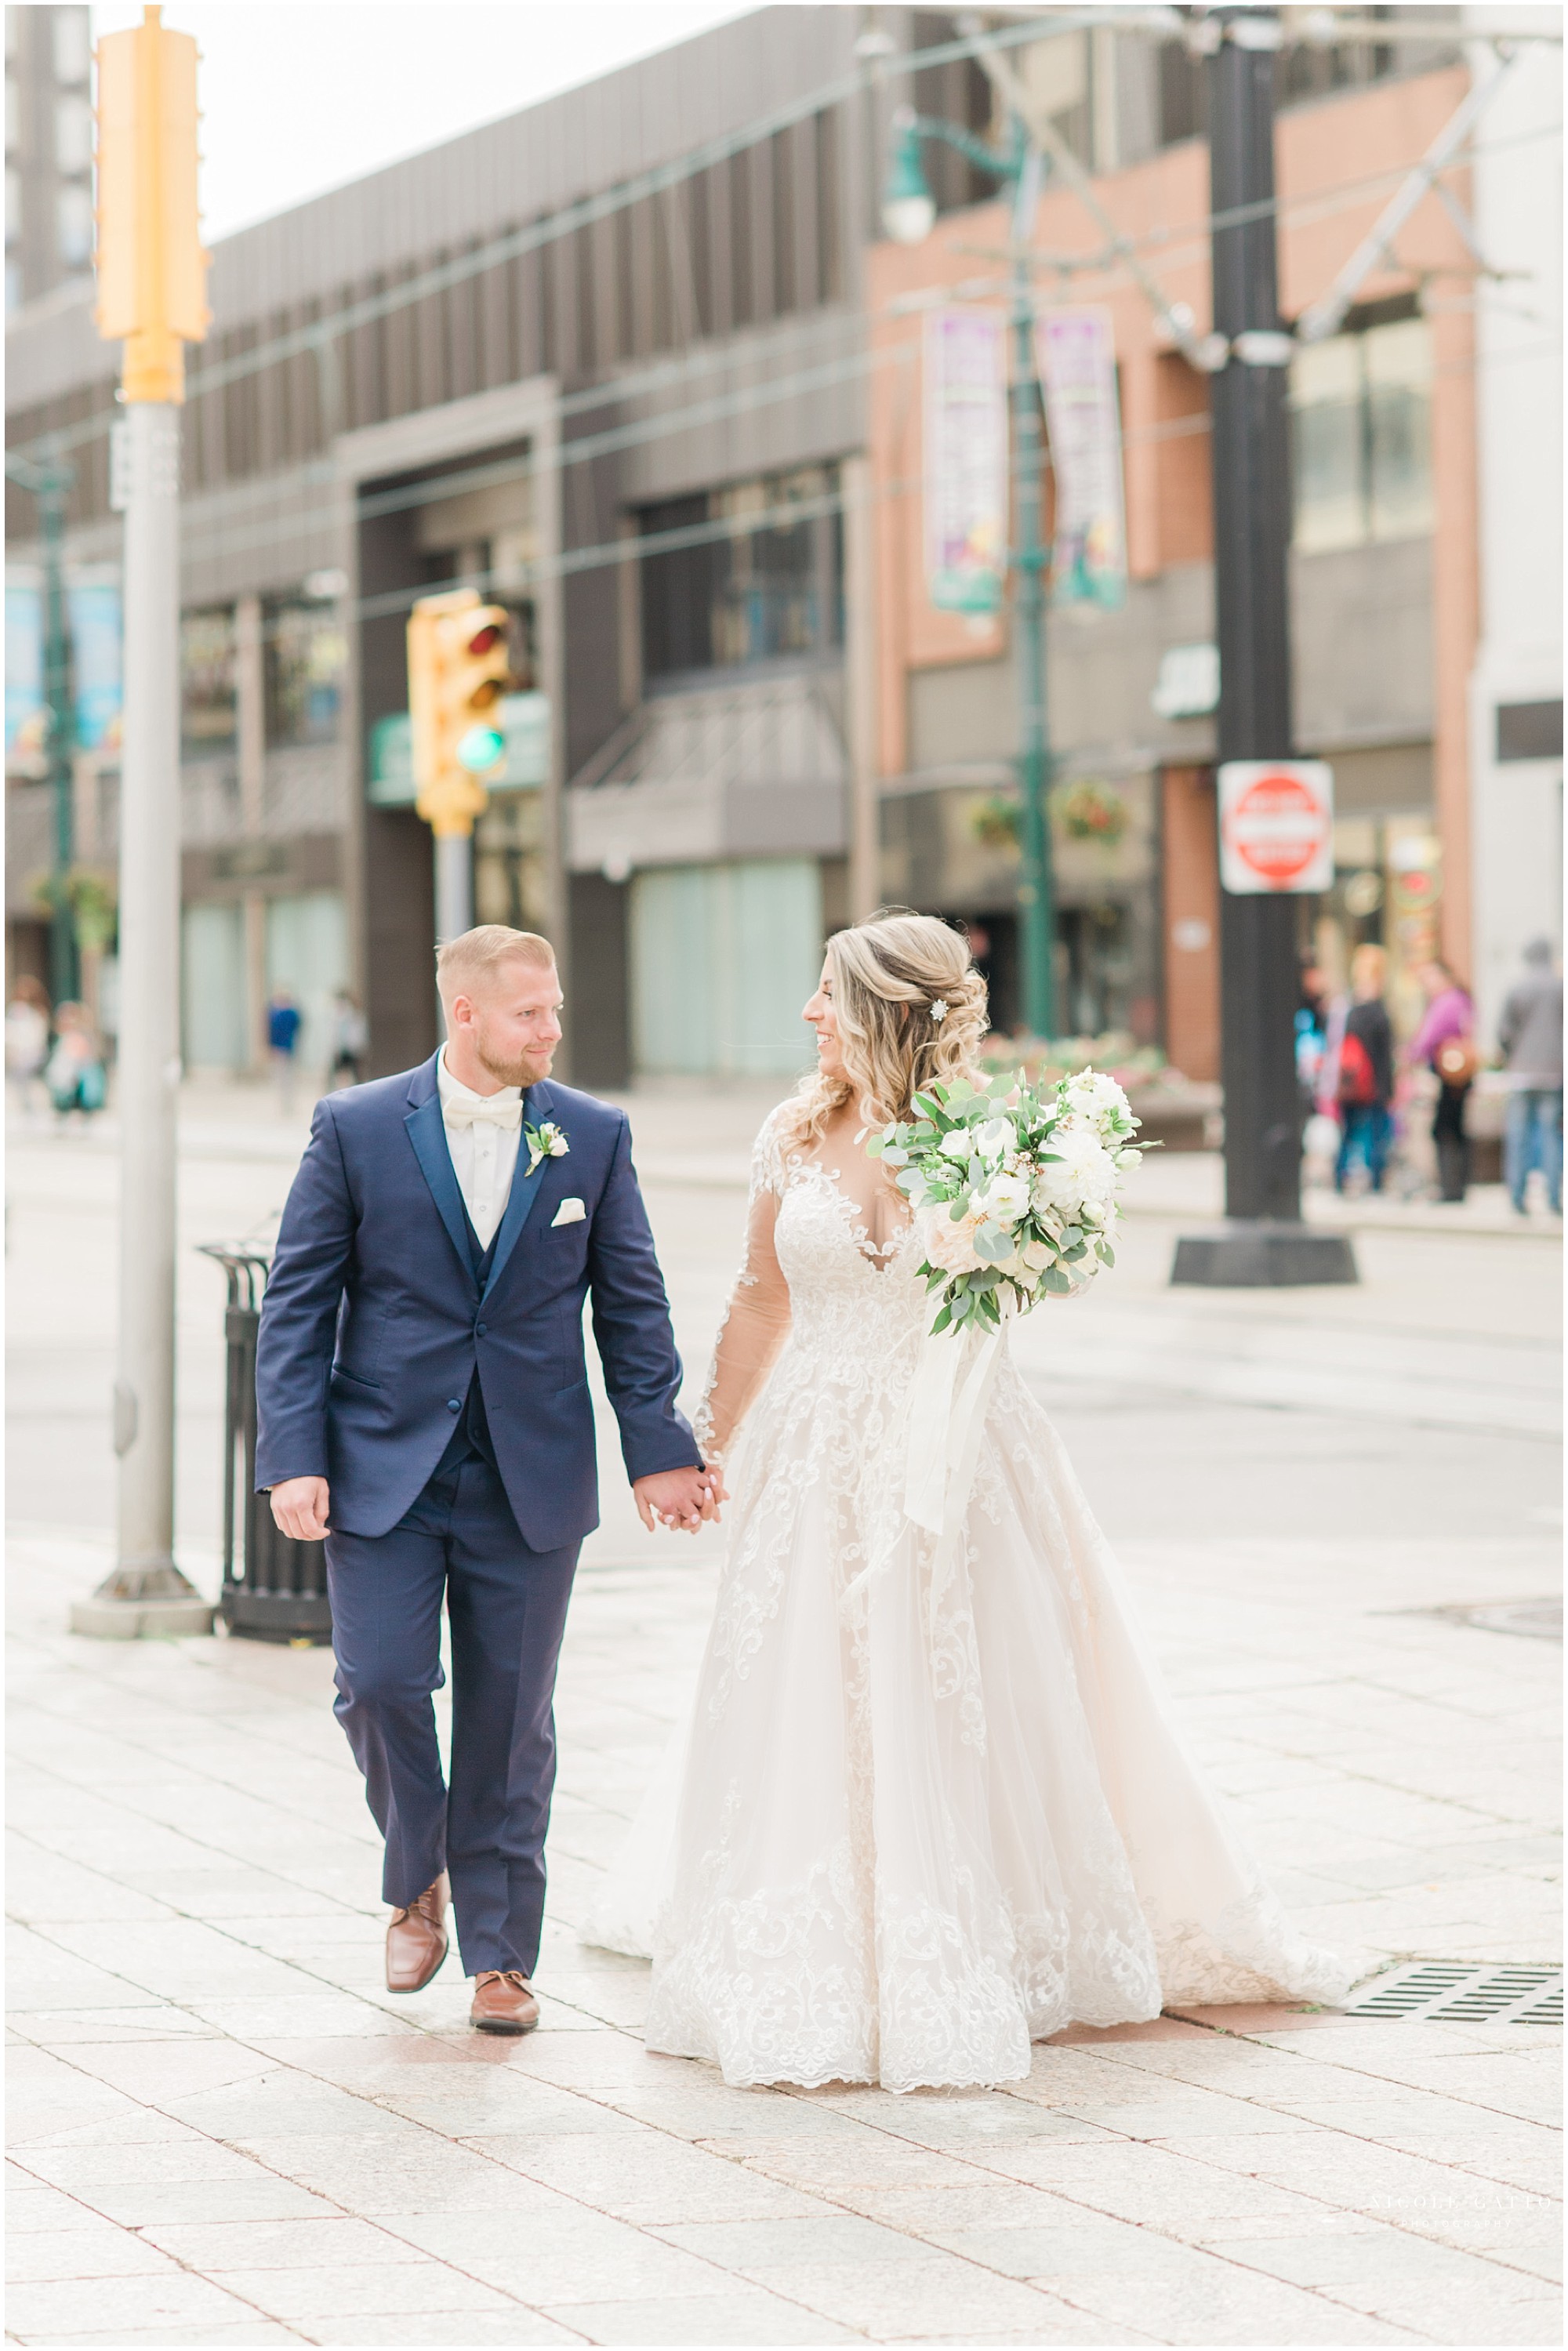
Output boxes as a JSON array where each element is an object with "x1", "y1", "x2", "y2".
[
  {"x1": 920, "y1": 1202, "x2": 983, "y2": 1274},
  {"x1": 1065, "y1": 1068, "x2": 1130, "y2": 1123},
  {"x1": 1033, "y1": 1124, "x2": 1116, "y2": 1212},
  {"x1": 974, "y1": 1116, "x2": 1015, "y2": 1163},
  {"x1": 939, "y1": 1130, "x2": 974, "y2": 1161},
  {"x1": 978, "y1": 1170, "x2": 1032, "y2": 1228}
]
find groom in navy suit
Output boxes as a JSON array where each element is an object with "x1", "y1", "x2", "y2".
[{"x1": 256, "y1": 926, "x2": 716, "y2": 2034}]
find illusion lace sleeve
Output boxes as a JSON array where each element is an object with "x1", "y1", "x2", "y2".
[{"x1": 693, "y1": 1116, "x2": 793, "y2": 1465}]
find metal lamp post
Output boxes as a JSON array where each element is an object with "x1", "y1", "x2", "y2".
[
  {"x1": 1171, "y1": 6, "x2": 1356, "y2": 1288},
  {"x1": 883, "y1": 109, "x2": 1058, "y2": 1043}
]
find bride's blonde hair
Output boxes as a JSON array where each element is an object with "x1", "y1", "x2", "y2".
[{"x1": 781, "y1": 910, "x2": 989, "y2": 1146}]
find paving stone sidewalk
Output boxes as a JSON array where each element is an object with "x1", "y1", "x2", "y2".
[
  {"x1": 5, "y1": 1092, "x2": 1561, "y2": 2346},
  {"x1": 6, "y1": 1519, "x2": 1559, "y2": 2349}
]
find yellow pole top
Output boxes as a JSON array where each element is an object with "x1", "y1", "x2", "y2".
[{"x1": 95, "y1": 4, "x2": 210, "y2": 401}]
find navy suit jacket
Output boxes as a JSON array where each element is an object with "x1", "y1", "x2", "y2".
[{"x1": 253, "y1": 1056, "x2": 702, "y2": 1547}]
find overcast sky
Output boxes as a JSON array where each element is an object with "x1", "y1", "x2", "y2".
[{"x1": 90, "y1": 3, "x2": 757, "y2": 245}]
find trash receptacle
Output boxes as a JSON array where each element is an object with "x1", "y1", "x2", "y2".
[{"x1": 200, "y1": 1244, "x2": 332, "y2": 1644}]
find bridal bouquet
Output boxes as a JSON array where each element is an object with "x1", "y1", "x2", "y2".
[{"x1": 868, "y1": 1069, "x2": 1150, "y2": 1338}]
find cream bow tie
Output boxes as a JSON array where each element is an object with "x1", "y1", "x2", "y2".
[{"x1": 443, "y1": 1094, "x2": 523, "y2": 1132}]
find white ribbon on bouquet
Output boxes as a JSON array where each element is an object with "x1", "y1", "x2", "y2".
[{"x1": 842, "y1": 1295, "x2": 1013, "y2": 1638}]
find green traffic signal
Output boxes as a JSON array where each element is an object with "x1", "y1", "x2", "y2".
[{"x1": 457, "y1": 721, "x2": 506, "y2": 773}]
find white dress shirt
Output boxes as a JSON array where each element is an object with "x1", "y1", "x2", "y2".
[{"x1": 437, "y1": 1051, "x2": 524, "y2": 1251}]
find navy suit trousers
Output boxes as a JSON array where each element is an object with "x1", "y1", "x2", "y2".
[{"x1": 324, "y1": 1447, "x2": 579, "y2": 1976}]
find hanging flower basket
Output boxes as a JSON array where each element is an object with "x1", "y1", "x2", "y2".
[
  {"x1": 1054, "y1": 779, "x2": 1128, "y2": 847},
  {"x1": 971, "y1": 794, "x2": 1022, "y2": 852}
]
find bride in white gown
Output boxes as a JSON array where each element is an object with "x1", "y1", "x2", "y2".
[{"x1": 587, "y1": 912, "x2": 1349, "y2": 2093}]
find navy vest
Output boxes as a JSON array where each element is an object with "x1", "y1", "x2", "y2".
[{"x1": 434, "y1": 1199, "x2": 502, "y2": 1476}]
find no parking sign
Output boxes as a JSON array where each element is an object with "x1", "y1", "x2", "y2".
[{"x1": 1218, "y1": 760, "x2": 1334, "y2": 894}]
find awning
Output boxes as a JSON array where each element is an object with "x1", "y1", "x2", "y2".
[{"x1": 568, "y1": 671, "x2": 848, "y2": 876}]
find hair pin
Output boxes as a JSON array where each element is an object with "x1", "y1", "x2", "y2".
[{"x1": 929, "y1": 999, "x2": 949, "y2": 1024}]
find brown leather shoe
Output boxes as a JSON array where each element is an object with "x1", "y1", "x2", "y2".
[
  {"x1": 470, "y1": 1970, "x2": 539, "y2": 2034},
  {"x1": 385, "y1": 1874, "x2": 448, "y2": 1993}
]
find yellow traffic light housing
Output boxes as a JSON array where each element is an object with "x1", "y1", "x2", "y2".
[
  {"x1": 408, "y1": 590, "x2": 514, "y2": 840},
  {"x1": 94, "y1": 6, "x2": 210, "y2": 402}
]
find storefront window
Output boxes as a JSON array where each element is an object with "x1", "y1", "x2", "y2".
[
  {"x1": 265, "y1": 597, "x2": 347, "y2": 746},
  {"x1": 1291, "y1": 317, "x2": 1433, "y2": 553},
  {"x1": 640, "y1": 466, "x2": 842, "y2": 682},
  {"x1": 180, "y1": 606, "x2": 236, "y2": 752}
]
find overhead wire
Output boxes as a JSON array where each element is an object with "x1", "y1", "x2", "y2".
[
  {"x1": 6, "y1": 9, "x2": 1523, "y2": 474},
  {"x1": 13, "y1": 89, "x2": 1558, "y2": 596},
  {"x1": 3, "y1": 16, "x2": 1557, "y2": 678}
]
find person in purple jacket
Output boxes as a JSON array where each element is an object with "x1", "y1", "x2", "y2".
[{"x1": 1409, "y1": 958, "x2": 1475, "y2": 1203}]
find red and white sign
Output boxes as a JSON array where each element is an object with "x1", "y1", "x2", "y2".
[{"x1": 1218, "y1": 760, "x2": 1334, "y2": 894}]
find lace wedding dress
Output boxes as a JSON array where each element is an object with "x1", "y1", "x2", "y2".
[{"x1": 586, "y1": 1108, "x2": 1349, "y2": 2093}]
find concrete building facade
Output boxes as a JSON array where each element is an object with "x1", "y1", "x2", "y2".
[
  {"x1": 865, "y1": 34, "x2": 1519, "y2": 1073},
  {"x1": 1465, "y1": 9, "x2": 1564, "y2": 1043},
  {"x1": 6, "y1": 5, "x2": 1558, "y2": 1091},
  {"x1": 5, "y1": 3, "x2": 93, "y2": 317}
]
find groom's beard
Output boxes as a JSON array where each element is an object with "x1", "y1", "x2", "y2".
[{"x1": 474, "y1": 1031, "x2": 554, "y2": 1090}]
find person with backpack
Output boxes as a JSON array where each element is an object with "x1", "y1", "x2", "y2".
[
  {"x1": 1328, "y1": 943, "x2": 1396, "y2": 1195},
  {"x1": 1409, "y1": 958, "x2": 1476, "y2": 1203},
  {"x1": 44, "y1": 1000, "x2": 107, "y2": 1126}
]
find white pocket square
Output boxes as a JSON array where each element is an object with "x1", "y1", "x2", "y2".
[{"x1": 550, "y1": 1197, "x2": 586, "y2": 1228}]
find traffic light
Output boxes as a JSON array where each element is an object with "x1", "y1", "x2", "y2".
[
  {"x1": 407, "y1": 589, "x2": 514, "y2": 839},
  {"x1": 94, "y1": 5, "x2": 210, "y2": 403}
]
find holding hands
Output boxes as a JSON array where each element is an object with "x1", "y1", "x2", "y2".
[
  {"x1": 274, "y1": 1467, "x2": 726, "y2": 1542},
  {"x1": 633, "y1": 1462, "x2": 728, "y2": 1535}
]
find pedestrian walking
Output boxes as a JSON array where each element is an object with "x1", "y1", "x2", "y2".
[
  {"x1": 43, "y1": 1000, "x2": 107, "y2": 1125},
  {"x1": 328, "y1": 989, "x2": 368, "y2": 1090},
  {"x1": 1296, "y1": 956, "x2": 1339, "y2": 1185},
  {"x1": 1409, "y1": 958, "x2": 1476, "y2": 1203},
  {"x1": 267, "y1": 987, "x2": 303, "y2": 1112},
  {"x1": 256, "y1": 926, "x2": 717, "y2": 2033},
  {"x1": 1330, "y1": 943, "x2": 1395, "y2": 1194},
  {"x1": 1294, "y1": 954, "x2": 1330, "y2": 1100},
  {"x1": 5, "y1": 975, "x2": 51, "y2": 1119},
  {"x1": 1498, "y1": 938, "x2": 1563, "y2": 1217}
]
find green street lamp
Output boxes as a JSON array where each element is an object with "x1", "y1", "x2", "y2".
[{"x1": 883, "y1": 105, "x2": 1057, "y2": 1043}]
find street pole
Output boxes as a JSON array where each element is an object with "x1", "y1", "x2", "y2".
[
  {"x1": 1171, "y1": 8, "x2": 1355, "y2": 1288},
  {"x1": 1007, "y1": 149, "x2": 1056, "y2": 1044},
  {"x1": 434, "y1": 830, "x2": 474, "y2": 944},
  {"x1": 881, "y1": 107, "x2": 1058, "y2": 1040},
  {"x1": 74, "y1": 401, "x2": 212, "y2": 1634},
  {"x1": 72, "y1": 5, "x2": 214, "y2": 1634}
]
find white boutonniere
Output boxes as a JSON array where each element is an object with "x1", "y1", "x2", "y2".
[{"x1": 524, "y1": 1118, "x2": 569, "y2": 1176}]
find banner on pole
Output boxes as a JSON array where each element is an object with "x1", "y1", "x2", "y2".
[
  {"x1": 1218, "y1": 760, "x2": 1335, "y2": 894},
  {"x1": 1035, "y1": 307, "x2": 1127, "y2": 612},
  {"x1": 5, "y1": 571, "x2": 44, "y2": 771},
  {"x1": 924, "y1": 310, "x2": 1008, "y2": 615},
  {"x1": 68, "y1": 569, "x2": 124, "y2": 753}
]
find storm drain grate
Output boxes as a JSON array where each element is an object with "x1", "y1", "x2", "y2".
[{"x1": 1347, "y1": 1962, "x2": 1562, "y2": 2025}]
